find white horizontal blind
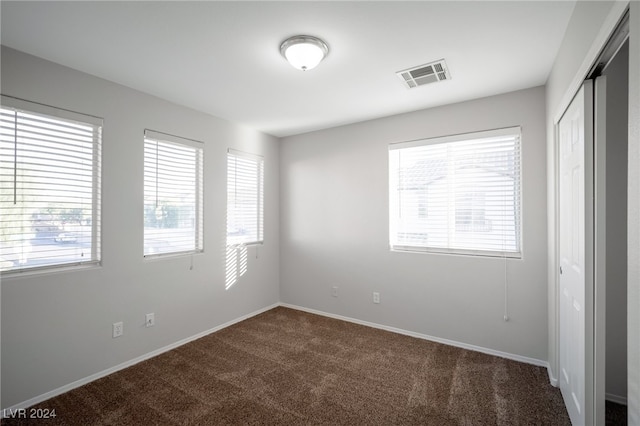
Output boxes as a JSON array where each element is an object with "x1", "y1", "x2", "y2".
[
  {"x1": 389, "y1": 127, "x2": 521, "y2": 257},
  {"x1": 227, "y1": 149, "x2": 264, "y2": 245},
  {"x1": 0, "y1": 96, "x2": 102, "y2": 273},
  {"x1": 143, "y1": 130, "x2": 203, "y2": 257}
]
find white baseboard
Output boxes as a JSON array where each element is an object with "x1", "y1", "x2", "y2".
[
  {"x1": 1, "y1": 303, "x2": 279, "y2": 416},
  {"x1": 547, "y1": 367, "x2": 559, "y2": 387},
  {"x1": 4, "y1": 301, "x2": 555, "y2": 415},
  {"x1": 279, "y1": 303, "x2": 549, "y2": 369},
  {"x1": 606, "y1": 393, "x2": 628, "y2": 405}
]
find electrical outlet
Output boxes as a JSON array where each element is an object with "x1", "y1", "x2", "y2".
[
  {"x1": 113, "y1": 322, "x2": 123, "y2": 338},
  {"x1": 373, "y1": 292, "x2": 380, "y2": 304},
  {"x1": 331, "y1": 286, "x2": 339, "y2": 297},
  {"x1": 146, "y1": 313, "x2": 155, "y2": 327}
]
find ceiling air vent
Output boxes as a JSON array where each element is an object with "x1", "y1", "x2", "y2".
[{"x1": 396, "y1": 59, "x2": 450, "y2": 89}]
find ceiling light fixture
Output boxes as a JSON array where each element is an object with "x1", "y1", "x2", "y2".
[{"x1": 280, "y1": 35, "x2": 329, "y2": 71}]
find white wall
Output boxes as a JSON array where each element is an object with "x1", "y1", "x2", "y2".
[
  {"x1": 0, "y1": 47, "x2": 280, "y2": 409},
  {"x1": 603, "y1": 41, "x2": 628, "y2": 403},
  {"x1": 280, "y1": 86, "x2": 548, "y2": 362}
]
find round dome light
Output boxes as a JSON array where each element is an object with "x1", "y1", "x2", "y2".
[{"x1": 280, "y1": 35, "x2": 329, "y2": 71}]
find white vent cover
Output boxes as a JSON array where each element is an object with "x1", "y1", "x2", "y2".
[{"x1": 396, "y1": 59, "x2": 450, "y2": 89}]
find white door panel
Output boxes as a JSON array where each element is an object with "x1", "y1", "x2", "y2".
[{"x1": 559, "y1": 81, "x2": 593, "y2": 426}]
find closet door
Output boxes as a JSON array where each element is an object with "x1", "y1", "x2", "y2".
[{"x1": 558, "y1": 80, "x2": 595, "y2": 426}]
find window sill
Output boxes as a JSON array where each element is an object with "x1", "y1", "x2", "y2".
[
  {"x1": 390, "y1": 246, "x2": 522, "y2": 259},
  {"x1": 1, "y1": 261, "x2": 102, "y2": 279}
]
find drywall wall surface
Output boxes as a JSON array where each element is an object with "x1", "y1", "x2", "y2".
[
  {"x1": 279, "y1": 86, "x2": 547, "y2": 361},
  {"x1": 546, "y1": 1, "x2": 621, "y2": 121},
  {"x1": 603, "y1": 41, "x2": 628, "y2": 403},
  {"x1": 544, "y1": 0, "x2": 624, "y2": 383},
  {"x1": 628, "y1": 2, "x2": 640, "y2": 422},
  {"x1": 0, "y1": 47, "x2": 280, "y2": 408}
]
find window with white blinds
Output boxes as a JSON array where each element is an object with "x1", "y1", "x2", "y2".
[
  {"x1": 389, "y1": 127, "x2": 522, "y2": 258},
  {"x1": 0, "y1": 96, "x2": 102, "y2": 273},
  {"x1": 143, "y1": 130, "x2": 203, "y2": 257},
  {"x1": 226, "y1": 149, "x2": 264, "y2": 246}
]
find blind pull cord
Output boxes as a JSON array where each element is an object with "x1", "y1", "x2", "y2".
[
  {"x1": 503, "y1": 180, "x2": 509, "y2": 322},
  {"x1": 13, "y1": 112, "x2": 18, "y2": 204},
  {"x1": 155, "y1": 141, "x2": 159, "y2": 208},
  {"x1": 503, "y1": 256, "x2": 509, "y2": 322}
]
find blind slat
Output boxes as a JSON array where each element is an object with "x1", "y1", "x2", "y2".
[
  {"x1": 143, "y1": 136, "x2": 203, "y2": 257},
  {"x1": 0, "y1": 100, "x2": 102, "y2": 273},
  {"x1": 227, "y1": 150, "x2": 264, "y2": 246},
  {"x1": 389, "y1": 128, "x2": 522, "y2": 258}
]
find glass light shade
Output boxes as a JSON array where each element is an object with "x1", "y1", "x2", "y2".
[{"x1": 280, "y1": 36, "x2": 328, "y2": 71}]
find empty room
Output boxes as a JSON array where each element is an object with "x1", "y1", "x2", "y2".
[{"x1": 1, "y1": 1, "x2": 638, "y2": 425}]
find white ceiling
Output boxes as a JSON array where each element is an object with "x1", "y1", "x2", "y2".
[{"x1": 1, "y1": 1, "x2": 576, "y2": 138}]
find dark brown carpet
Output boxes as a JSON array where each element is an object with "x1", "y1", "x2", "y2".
[
  {"x1": 606, "y1": 400, "x2": 628, "y2": 426},
  {"x1": 3, "y1": 307, "x2": 571, "y2": 425}
]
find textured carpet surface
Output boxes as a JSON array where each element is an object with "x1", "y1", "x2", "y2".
[
  {"x1": 606, "y1": 400, "x2": 628, "y2": 425},
  {"x1": 4, "y1": 307, "x2": 571, "y2": 425}
]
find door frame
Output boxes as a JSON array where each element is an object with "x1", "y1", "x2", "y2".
[
  {"x1": 551, "y1": 5, "x2": 630, "y2": 424},
  {"x1": 594, "y1": 74, "x2": 608, "y2": 425}
]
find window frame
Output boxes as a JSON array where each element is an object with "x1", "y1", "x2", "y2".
[
  {"x1": 143, "y1": 129, "x2": 204, "y2": 258},
  {"x1": 388, "y1": 126, "x2": 522, "y2": 258},
  {"x1": 226, "y1": 148, "x2": 264, "y2": 247},
  {"x1": 0, "y1": 95, "x2": 103, "y2": 274}
]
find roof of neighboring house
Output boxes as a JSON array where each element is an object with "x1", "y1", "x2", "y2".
[{"x1": 399, "y1": 158, "x2": 516, "y2": 190}]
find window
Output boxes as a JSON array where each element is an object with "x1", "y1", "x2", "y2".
[
  {"x1": 389, "y1": 127, "x2": 521, "y2": 257},
  {"x1": 226, "y1": 149, "x2": 264, "y2": 246},
  {"x1": 143, "y1": 130, "x2": 203, "y2": 257},
  {"x1": 455, "y1": 192, "x2": 488, "y2": 232},
  {"x1": 0, "y1": 96, "x2": 102, "y2": 273}
]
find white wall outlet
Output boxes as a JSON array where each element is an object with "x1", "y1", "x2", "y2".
[
  {"x1": 145, "y1": 313, "x2": 155, "y2": 327},
  {"x1": 112, "y1": 321, "x2": 123, "y2": 338},
  {"x1": 373, "y1": 292, "x2": 380, "y2": 304},
  {"x1": 331, "y1": 286, "x2": 339, "y2": 297}
]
